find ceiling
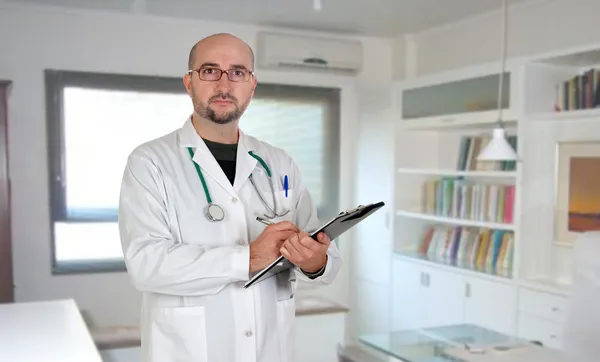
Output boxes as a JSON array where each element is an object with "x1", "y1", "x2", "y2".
[{"x1": 6, "y1": 0, "x2": 534, "y2": 37}]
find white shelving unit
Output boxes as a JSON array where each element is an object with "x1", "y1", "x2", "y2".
[
  {"x1": 395, "y1": 209, "x2": 515, "y2": 231},
  {"x1": 397, "y1": 167, "x2": 517, "y2": 178},
  {"x1": 388, "y1": 41, "x2": 600, "y2": 350}
]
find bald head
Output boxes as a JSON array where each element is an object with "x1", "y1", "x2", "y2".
[
  {"x1": 184, "y1": 32, "x2": 258, "y2": 128},
  {"x1": 187, "y1": 33, "x2": 254, "y2": 71}
]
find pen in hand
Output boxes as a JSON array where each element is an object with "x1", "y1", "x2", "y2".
[{"x1": 256, "y1": 216, "x2": 274, "y2": 226}]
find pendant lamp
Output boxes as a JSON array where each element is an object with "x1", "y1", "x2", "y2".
[{"x1": 477, "y1": 0, "x2": 518, "y2": 161}]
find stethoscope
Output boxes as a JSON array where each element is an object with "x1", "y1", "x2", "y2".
[{"x1": 187, "y1": 147, "x2": 290, "y2": 222}]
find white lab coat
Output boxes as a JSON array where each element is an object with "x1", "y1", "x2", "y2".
[{"x1": 118, "y1": 117, "x2": 342, "y2": 362}]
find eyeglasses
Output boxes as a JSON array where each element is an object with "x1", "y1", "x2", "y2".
[{"x1": 187, "y1": 67, "x2": 254, "y2": 82}]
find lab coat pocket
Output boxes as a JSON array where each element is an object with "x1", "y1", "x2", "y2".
[
  {"x1": 276, "y1": 269, "x2": 296, "y2": 301},
  {"x1": 276, "y1": 298, "x2": 296, "y2": 362},
  {"x1": 149, "y1": 306, "x2": 208, "y2": 362}
]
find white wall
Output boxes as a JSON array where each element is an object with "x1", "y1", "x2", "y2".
[
  {"x1": 404, "y1": 0, "x2": 600, "y2": 76},
  {"x1": 0, "y1": 2, "x2": 393, "y2": 343}
]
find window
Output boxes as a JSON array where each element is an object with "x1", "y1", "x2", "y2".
[
  {"x1": 241, "y1": 84, "x2": 340, "y2": 218},
  {"x1": 45, "y1": 70, "x2": 340, "y2": 273}
]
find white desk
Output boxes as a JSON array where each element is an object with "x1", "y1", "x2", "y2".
[{"x1": 0, "y1": 299, "x2": 102, "y2": 362}]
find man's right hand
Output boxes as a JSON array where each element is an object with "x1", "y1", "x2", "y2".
[{"x1": 249, "y1": 221, "x2": 299, "y2": 273}]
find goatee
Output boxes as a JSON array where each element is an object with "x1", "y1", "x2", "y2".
[
  {"x1": 203, "y1": 107, "x2": 242, "y2": 125},
  {"x1": 196, "y1": 92, "x2": 246, "y2": 125}
]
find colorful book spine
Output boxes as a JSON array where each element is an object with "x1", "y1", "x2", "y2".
[
  {"x1": 555, "y1": 68, "x2": 600, "y2": 112},
  {"x1": 417, "y1": 225, "x2": 514, "y2": 277},
  {"x1": 422, "y1": 179, "x2": 515, "y2": 224}
]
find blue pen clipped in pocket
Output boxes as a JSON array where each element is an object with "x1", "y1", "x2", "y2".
[{"x1": 283, "y1": 175, "x2": 288, "y2": 198}]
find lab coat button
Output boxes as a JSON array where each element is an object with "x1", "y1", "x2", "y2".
[
  {"x1": 232, "y1": 197, "x2": 238, "y2": 203},
  {"x1": 245, "y1": 330, "x2": 253, "y2": 337},
  {"x1": 237, "y1": 240, "x2": 244, "y2": 245}
]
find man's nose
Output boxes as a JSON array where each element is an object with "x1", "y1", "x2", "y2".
[{"x1": 215, "y1": 72, "x2": 231, "y2": 91}]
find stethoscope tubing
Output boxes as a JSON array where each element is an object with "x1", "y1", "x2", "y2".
[{"x1": 188, "y1": 147, "x2": 289, "y2": 221}]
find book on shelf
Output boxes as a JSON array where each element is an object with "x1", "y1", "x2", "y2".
[
  {"x1": 418, "y1": 225, "x2": 513, "y2": 277},
  {"x1": 457, "y1": 135, "x2": 517, "y2": 172},
  {"x1": 422, "y1": 178, "x2": 515, "y2": 224},
  {"x1": 555, "y1": 68, "x2": 600, "y2": 112}
]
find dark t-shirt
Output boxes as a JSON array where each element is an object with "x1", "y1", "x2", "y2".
[{"x1": 202, "y1": 138, "x2": 237, "y2": 185}]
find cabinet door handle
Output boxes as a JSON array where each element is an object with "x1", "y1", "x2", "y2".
[
  {"x1": 420, "y1": 272, "x2": 424, "y2": 286},
  {"x1": 425, "y1": 273, "x2": 430, "y2": 287},
  {"x1": 465, "y1": 283, "x2": 471, "y2": 298}
]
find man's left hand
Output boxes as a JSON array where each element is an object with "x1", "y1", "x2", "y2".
[{"x1": 280, "y1": 231, "x2": 330, "y2": 273}]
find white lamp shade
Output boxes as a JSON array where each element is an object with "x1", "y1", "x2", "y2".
[{"x1": 477, "y1": 127, "x2": 517, "y2": 161}]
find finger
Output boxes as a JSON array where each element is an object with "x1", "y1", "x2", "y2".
[
  {"x1": 280, "y1": 244, "x2": 292, "y2": 261},
  {"x1": 267, "y1": 221, "x2": 299, "y2": 233},
  {"x1": 289, "y1": 236, "x2": 313, "y2": 259},
  {"x1": 276, "y1": 230, "x2": 297, "y2": 241},
  {"x1": 280, "y1": 239, "x2": 301, "y2": 263},
  {"x1": 279, "y1": 231, "x2": 300, "y2": 250},
  {"x1": 316, "y1": 232, "x2": 331, "y2": 246},
  {"x1": 285, "y1": 234, "x2": 304, "y2": 257},
  {"x1": 298, "y1": 235, "x2": 322, "y2": 253}
]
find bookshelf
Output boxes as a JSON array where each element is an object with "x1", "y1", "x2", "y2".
[
  {"x1": 393, "y1": 128, "x2": 518, "y2": 279},
  {"x1": 395, "y1": 210, "x2": 514, "y2": 231},
  {"x1": 386, "y1": 42, "x2": 600, "y2": 343},
  {"x1": 390, "y1": 69, "x2": 523, "y2": 333},
  {"x1": 392, "y1": 43, "x2": 600, "y2": 292},
  {"x1": 517, "y1": 43, "x2": 600, "y2": 291},
  {"x1": 397, "y1": 168, "x2": 517, "y2": 178}
]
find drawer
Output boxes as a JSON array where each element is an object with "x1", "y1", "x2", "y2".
[
  {"x1": 518, "y1": 288, "x2": 569, "y2": 323},
  {"x1": 518, "y1": 314, "x2": 564, "y2": 350}
]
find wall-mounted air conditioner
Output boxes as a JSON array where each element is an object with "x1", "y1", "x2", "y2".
[{"x1": 256, "y1": 31, "x2": 363, "y2": 75}]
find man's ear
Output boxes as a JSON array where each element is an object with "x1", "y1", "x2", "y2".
[
  {"x1": 250, "y1": 76, "x2": 258, "y2": 97},
  {"x1": 183, "y1": 73, "x2": 192, "y2": 95}
]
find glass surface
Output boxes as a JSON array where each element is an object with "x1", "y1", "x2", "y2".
[
  {"x1": 402, "y1": 73, "x2": 510, "y2": 119},
  {"x1": 359, "y1": 324, "x2": 523, "y2": 362}
]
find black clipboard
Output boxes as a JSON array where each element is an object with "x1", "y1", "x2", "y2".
[{"x1": 244, "y1": 201, "x2": 385, "y2": 288}]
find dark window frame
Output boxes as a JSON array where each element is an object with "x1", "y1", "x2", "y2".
[{"x1": 45, "y1": 69, "x2": 341, "y2": 274}]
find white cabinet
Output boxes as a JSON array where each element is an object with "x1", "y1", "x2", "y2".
[
  {"x1": 392, "y1": 257, "x2": 517, "y2": 334},
  {"x1": 392, "y1": 258, "x2": 431, "y2": 330},
  {"x1": 463, "y1": 277, "x2": 517, "y2": 335},
  {"x1": 516, "y1": 287, "x2": 569, "y2": 350},
  {"x1": 391, "y1": 260, "x2": 465, "y2": 330},
  {"x1": 517, "y1": 314, "x2": 564, "y2": 350},
  {"x1": 422, "y1": 266, "x2": 465, "y2": 328}
]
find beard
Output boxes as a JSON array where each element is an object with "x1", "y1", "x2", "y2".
[{"x1": 193, "y1": 91, "x2": 249, "y2": 125}]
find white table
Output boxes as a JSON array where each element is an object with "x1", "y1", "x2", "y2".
[{"x1": 0, "y1": 299, "x2": 102, "y2": 362}]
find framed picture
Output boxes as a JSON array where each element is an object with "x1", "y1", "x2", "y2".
[{"x1": 555, "y1": 141, "x2": 600, "y2": 246}]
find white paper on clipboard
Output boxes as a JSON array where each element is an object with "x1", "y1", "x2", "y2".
[{"x1": 243, "y1": 201, "x2": 385, "y2": 288}]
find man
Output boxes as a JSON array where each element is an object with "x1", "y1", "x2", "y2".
[{"x1": 118, "y1": 33, "x2": 342, "y2": 362}]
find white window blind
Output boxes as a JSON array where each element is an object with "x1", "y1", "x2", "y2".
[{"x1": 241, "y1": 99, "x2": 327, "y2": 210}]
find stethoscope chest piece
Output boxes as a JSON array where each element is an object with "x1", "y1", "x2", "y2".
[{"x1": 205, "y1": 203, "x2": 225, "y2": 222}]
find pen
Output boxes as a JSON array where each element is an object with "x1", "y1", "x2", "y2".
[
  {"x1": 256, "y1": 216, "x2": 274, "y2": 226},
  {"x1": 283, "y1": 175, "x2": 288, "y2": 198}
]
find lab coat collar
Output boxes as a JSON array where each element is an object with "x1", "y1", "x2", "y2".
[{"x1": 177, "y1": 116, "x2": 257, "y2": 196}]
